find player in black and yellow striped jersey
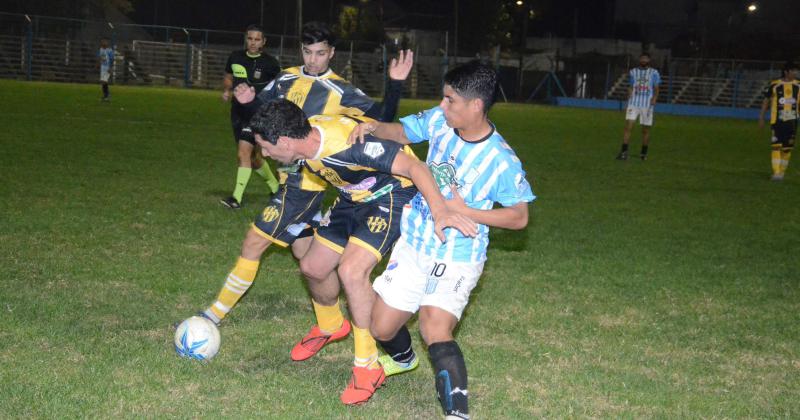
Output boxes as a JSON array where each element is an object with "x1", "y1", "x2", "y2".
[
  {"x1": 220, "y1": 24, "x2": 281, "y2": 209},
  {"x1": 759, "y1": 62, "x2": 800, "y2": 181},
  {"x1": 197, "y1": 22, "x2": 413, "y2": 352},
  {"x1": 249, "y1": 100, "x2": 476, "y2": 405}
]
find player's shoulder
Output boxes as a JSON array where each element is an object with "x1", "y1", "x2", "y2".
[
  {"x1": 486, "y1": 130, "x2": 524, "y2": 165},
  {"x1": 275, "y1": 67, "x2": 302, "y2": 82}
]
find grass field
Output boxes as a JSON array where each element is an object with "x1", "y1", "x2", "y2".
[{"x1": 1, "y1": 79, "x2": 799, "y2": 418}]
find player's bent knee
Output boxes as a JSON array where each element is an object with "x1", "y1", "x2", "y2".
[
  {"x1": 299, "y1": 257, "x2": 327, "y2": 282},
  {"x1": 369, "y1": 323, "x2": 396, "y2": 342}
]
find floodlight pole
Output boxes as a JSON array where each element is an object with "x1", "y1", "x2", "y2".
[
  {"x1": 297, "y1": 0, "x2": 303, "y2": 38},
  {"x1": 24, "y1": 14, "x2": 32, "y2": 81}
]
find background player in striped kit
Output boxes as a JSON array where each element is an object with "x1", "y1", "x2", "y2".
[
  {"x1": 349, "y1": 60, "x2": 535, "y2": 419},
  {"x1": 758, "y1": 61, "x2": 799, "y2": 181},
  {"x1": 617, "y1": 53, "x2": 660, "y2": 161},
  {"x1": 97, "y1": 38, "x2": 114, "y2": 101}
]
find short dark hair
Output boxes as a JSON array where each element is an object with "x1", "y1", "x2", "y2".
[
  {"x1": 640, "y1": 52, "x2": 651, "y2": 59},
  {"x1": 783, "y1": 61, "x2": 798, "y2": 77},
  {"x1": 249, "y1": 99, "x2": 312, "y2": 145},
  {"x1": 443, "y1": 60, "x2": 498, "y2": 114},
  {"x1": 245, "y1": 24, "x2": 264, "y2": 35},
  {"x1": 301, "y1": 21, "x2": 336, "y2": 46}
]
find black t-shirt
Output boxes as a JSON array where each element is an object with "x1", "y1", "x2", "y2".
[{"x1": 225, "y1": 50, "x2": 280, "y2": 106}]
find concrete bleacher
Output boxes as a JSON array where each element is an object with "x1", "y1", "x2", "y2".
[{"x1": 606, "y1": 71, "x2": 769, "y2": 108}]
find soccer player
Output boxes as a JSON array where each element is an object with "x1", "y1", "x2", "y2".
[
  {"x1": 199, "y1": 22, "x2": 411, "y2": 341},
  {"x1": 617, "y1": 52, "x2": 660, "y2": 161},
  {"x1": 220, "y1": 24, "x2": 281, "y2": 210},
  {"x1": 249, "y1": 99, "x2": 477, "y2": 405},
  {"x1": 97, "y1": 39, "x2": 114, "y2": 101},
  {"x1": 759, "y1": 61, "x2": 800, "y2": 181},
  {"x1": 348, "y1": 60, "x2": 535, "y2": 419}
]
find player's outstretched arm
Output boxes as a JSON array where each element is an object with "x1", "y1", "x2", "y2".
[
  {"x1": 388, "y1": 50, "x2": 414, "y2": 81},
  {"x1": 348, "y1": 121, "x2": 409, "y2": 145},
  {"x1": 363, "y1": 50, "x2": 414, "y2": 122},
  {"x1": 391, "y1": 154, "x2": 477, "y2": 242},
  {"x1": 446, "y1": 186, "x2": 529, "y2": 230}
]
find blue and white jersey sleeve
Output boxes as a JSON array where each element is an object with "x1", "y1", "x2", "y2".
[
  {"x1": 491, "y1": 153, "x2": 536, "y2": 208},
  {"x1": 399, "y1": 107, "x2": 445, "y2": 144}
]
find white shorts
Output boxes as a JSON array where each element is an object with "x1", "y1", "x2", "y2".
[
  {"x1": 100, "y1": 70, "x2": 110, "y2": 83},
  {"x1": 373, "y1": 240, "x2": 484, "y2": 320},
  {"x1": 626, "y1": 106, "x2": 654, "y2": 126}
]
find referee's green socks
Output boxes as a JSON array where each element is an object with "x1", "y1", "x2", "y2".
[
  {"x1": 254, "y1": 162, "x2": 279, "y2": 193},
  {"x1": 232, "y1": 167, "x2": 252, "y2": 204}
]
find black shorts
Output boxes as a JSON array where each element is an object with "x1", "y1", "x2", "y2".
[
  {"x1": 314, "y1": 188, "x2": 417, "y2": 262},
  {"x1": 231, "y1": 105, "x2": 255, "y2": 145},
  {"x1": 771, "y1": 120, "x2": 797, "y2": 148},
  {"x1": 251, "y1": 184, "x2": 325, "y2": 247}
]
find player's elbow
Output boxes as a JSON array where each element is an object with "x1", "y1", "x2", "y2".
[
  {"x1": 507, "y1": 206, "x2": 529, "y2": 230},
  {"x1": 509, "y1": 213, "x2": 528, "y2": 230}
]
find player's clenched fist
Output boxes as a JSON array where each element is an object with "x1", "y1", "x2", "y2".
[{"x1": 233, "y1": 84, "x2": 256, "y2": 104}]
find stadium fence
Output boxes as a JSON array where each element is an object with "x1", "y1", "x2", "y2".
[{"x1": 0, "y1": 12, "x2": 785, "y2": 107}]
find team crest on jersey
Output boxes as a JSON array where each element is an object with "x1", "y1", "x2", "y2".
[
  {"x1": 319, "y1": 168, "x2": 345, "y2": 185},
  {"x1": 366, "y1": 216, "x2": 388, "y2": 233},
  {"x1": 261, "y1": 206, "x2": 280, "y2": 222},
  {"x1": 363, "y1": 142, "x2": 385, "y2": 158},
  {"x1": 430, "y1": 162, "x2": 457, "y2": 190}
]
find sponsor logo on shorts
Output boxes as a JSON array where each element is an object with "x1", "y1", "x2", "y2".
[
  {"x1": 379, "y1": 206, "x2": 390, "y2": 213},
  {"x1": 261, "y1": 206, "x2": 280, "y2": 222},
  {"x1": 454, "y1": 276, "x2": 464, "y2": 292},
  {"x1": 367, "y1": 216, "x2": 388, "y2": 233}
]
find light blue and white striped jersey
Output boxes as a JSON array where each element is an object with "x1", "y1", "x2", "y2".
[
  {"x1": 628, "y1": 67, "x2": 661, "y2": 108},
  {"x1": 398, "y1": 107, "x2": 536, "y2": 263},
  {"x1": 98, "y1": 47, "x2": 114, "y2": 72}
]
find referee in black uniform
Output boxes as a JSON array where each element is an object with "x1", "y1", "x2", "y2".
[{"x1": 221, "y1": 24, "x2": 281, "y2": 209}]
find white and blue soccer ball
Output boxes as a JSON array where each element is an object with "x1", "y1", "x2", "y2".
[{"x1": 174, "y1": 316, "x2": 221, "y2": 360}]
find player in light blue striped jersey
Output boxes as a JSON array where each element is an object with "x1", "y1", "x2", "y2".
[
  {"x1": 349, "y1": 60, "x2": 535, "y2": 419},
  {"x1": 617, "y1": 53, "x2": 660, "y2": 161}
]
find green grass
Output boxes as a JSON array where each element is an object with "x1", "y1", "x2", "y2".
[{"x1": 1, "y1": 79, "x2": 799, "y2": 418}]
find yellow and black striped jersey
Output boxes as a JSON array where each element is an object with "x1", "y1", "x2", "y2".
[
  {"x1": 258, "y1": 66, "x2": 375, "y2": 117},
  {"x1": 256, "y1": 66, "x2": 378, "y2": 192},
  {"x1": 301, "y1": 115, "x2": 418, "y2": 203},
  {"x1": 763, "y1": 79, "x2": 800, "y2": 124}
]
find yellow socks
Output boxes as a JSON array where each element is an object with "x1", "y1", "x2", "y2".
[
  {"x1": 353, "y1": 326, "x2": 380, "y2": 369},
  {"x1": 771, "y1": 146, "x2": 782, "y2": 176},
  {"x1": 780, "y1": 148, "x2": 792, "y2": 174},
  {"x1": 312, "y1": 299, "x2": 344, "y2": 334},
  {"x1": 207, "y1": 257, "x2": 259, "y2": 322}
]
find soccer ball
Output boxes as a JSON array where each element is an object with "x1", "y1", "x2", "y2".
[{"x1": 174, "y1": 316, "x2": 221, "y2": 360}]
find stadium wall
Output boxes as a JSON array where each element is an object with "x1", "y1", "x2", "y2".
[{"x1": 554, "y1": 97, "x2": 762, "y2": 120}]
